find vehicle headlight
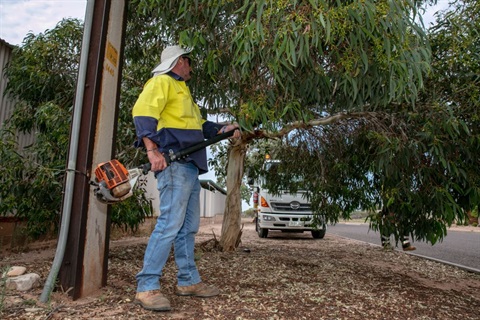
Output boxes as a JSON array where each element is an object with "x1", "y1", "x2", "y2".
[{"x1": 262, "y1": 215, "x2": 275, "y2": 221}]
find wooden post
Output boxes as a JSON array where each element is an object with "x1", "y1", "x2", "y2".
[{"x1": 58, "y1": 0, "x2": 128, "y2": 300}]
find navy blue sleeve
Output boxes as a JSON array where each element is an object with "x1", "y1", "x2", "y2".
[
  {"x1": 202, "y1": 120, "x2": 223, "y2": 139},
  {"x1": 133, "y1": 116, "x2": 158, "y2": 148}
]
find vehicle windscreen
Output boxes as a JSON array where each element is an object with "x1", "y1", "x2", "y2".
[{"x1": 262, "y1": 161, "x2": 304, "y2": 194}]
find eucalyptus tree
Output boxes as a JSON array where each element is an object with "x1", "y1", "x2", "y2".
[
  {"x1": 1, "y1": 19, "x2": 152, "y2": 237},
  {"x1": 127, "y1": 0, "x2": 435, "y2": 250},
  {"x1": 255, "y1": 0, "x2": 480, "y2": 245},
  {"x1": 422, "y1": 0, "x2": 480, "y2": 226}
]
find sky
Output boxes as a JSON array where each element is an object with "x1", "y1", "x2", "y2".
[
  {"x1": 0, "y1": 0, "x2": 87, "y2": 46},
  {"x1": 1, "y1": 0, "x2": 451, "y2": 46}
]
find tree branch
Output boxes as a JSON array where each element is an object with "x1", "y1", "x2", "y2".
[{"x1": 262, "y1": 112, "x2": 382, "y2": 138}]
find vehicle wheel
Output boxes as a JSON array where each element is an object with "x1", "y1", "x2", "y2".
[
  {"x1": 256, "y1": 216, "x2": 268, "y2": 238},
  {"x1": 311, "y1": 229, "x2": 326, "y2": 239},
  {"x1": 258, "y1": 227, "x2": 268, "y2": 238}
]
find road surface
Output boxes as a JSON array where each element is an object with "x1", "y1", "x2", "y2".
[{"x1": 328, "y1": 223, "x2": 480, "y2": 273}]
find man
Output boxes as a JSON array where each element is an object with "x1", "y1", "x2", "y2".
[
  {"x1": 381, "y1": 232, "x2": 416, "y2": 251},
  {"x1": 379, "y1": 208, "x2": 416, "y2": 251},
  {"x1": 132, "y1": 45, "x2": 240, "y2": 311}
]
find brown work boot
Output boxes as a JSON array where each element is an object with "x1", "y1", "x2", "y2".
[
  {"x1": 176, "y1": 282, "x2": 220, "y2": 297},
  {"x1": 134, "y1": 290, "x2": 171, "y2": 311},
  {"x1": 403, "y1": 244, "x2": 417, "y2": 251}
]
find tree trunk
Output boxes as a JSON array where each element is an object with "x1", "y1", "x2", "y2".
[{"x1": 219, "y1": 139, "x2": 247, "y2": 251}]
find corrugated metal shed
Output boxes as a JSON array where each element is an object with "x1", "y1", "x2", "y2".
[
  {"x1": 0, "y1": 38, "x2": 35, "y2": 150},
  {"x1": 0, "y1": 38, "x2": 15, "y2": 128}
]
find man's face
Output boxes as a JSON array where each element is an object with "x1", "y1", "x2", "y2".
[{"x1": 177, "y1": 56, "x2": 192, "y2": 81}]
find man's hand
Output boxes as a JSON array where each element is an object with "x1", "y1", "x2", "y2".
[
  {"x1": 143, "y1": 137, "x2": 167, "y2": 172},
  {"x1": 147, "y1": 150, "x2": 168, "y2": 172},
  {"x1": 220, "y1": 123, "x2": 241, "y2": 139}
]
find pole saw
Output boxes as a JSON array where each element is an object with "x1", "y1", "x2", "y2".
[{"x1": 90, "y1": 129, "x2": 236, "y2": 204}]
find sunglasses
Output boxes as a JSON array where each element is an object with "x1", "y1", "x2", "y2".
[{"x1": 182, "y1": 56, "x2": 191, "y2": 66}]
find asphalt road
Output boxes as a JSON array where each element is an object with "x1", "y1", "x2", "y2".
[{"x1": 327, "y1": 223, "x2": 480, "y2": 273}]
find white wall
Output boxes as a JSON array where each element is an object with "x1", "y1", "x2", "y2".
[
  {"x1": 200, "y1": 187, "x2": 226, "y2": 218},
  {"x1": 143, "y1": 172, "x2": 160, "y2": 216}
]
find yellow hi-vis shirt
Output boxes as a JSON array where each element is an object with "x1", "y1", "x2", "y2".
[
  {"x1": 132, "y1": 74, "x2": 204, "y2": 130},
  {"x1": 132, "y1": 73, "x2": 222, "y2": 174}
]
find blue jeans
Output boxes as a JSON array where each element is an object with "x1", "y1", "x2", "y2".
[{"x1": 136, "y1": 162, "x2": 201, "y2": 292}]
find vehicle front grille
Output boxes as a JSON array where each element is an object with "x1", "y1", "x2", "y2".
[
  {"x1": 270, "y1": 202, "x2": 311, "y2": 212},
  {"x1": 279, "y1": 217, "x2": 312, "y2": 222}
]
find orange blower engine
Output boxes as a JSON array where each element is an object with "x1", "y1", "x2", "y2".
[{"x1": 91, "y1": 159, "x2": 143, "y2": 203}]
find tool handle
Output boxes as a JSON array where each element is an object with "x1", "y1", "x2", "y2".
[
  {"x1": 141, "y1": 163, "x2": 151, "y2": 175},
  {"x1": 170, "y1": 129, "x2": 235, "y2": 162},
  {"x1": 141, "y1": 129, "x2": 236, "y2": 174}
]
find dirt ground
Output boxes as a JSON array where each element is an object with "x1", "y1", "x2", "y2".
[{"x1": 1, "y1": 219, "x2": 480, "y2": 320}]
